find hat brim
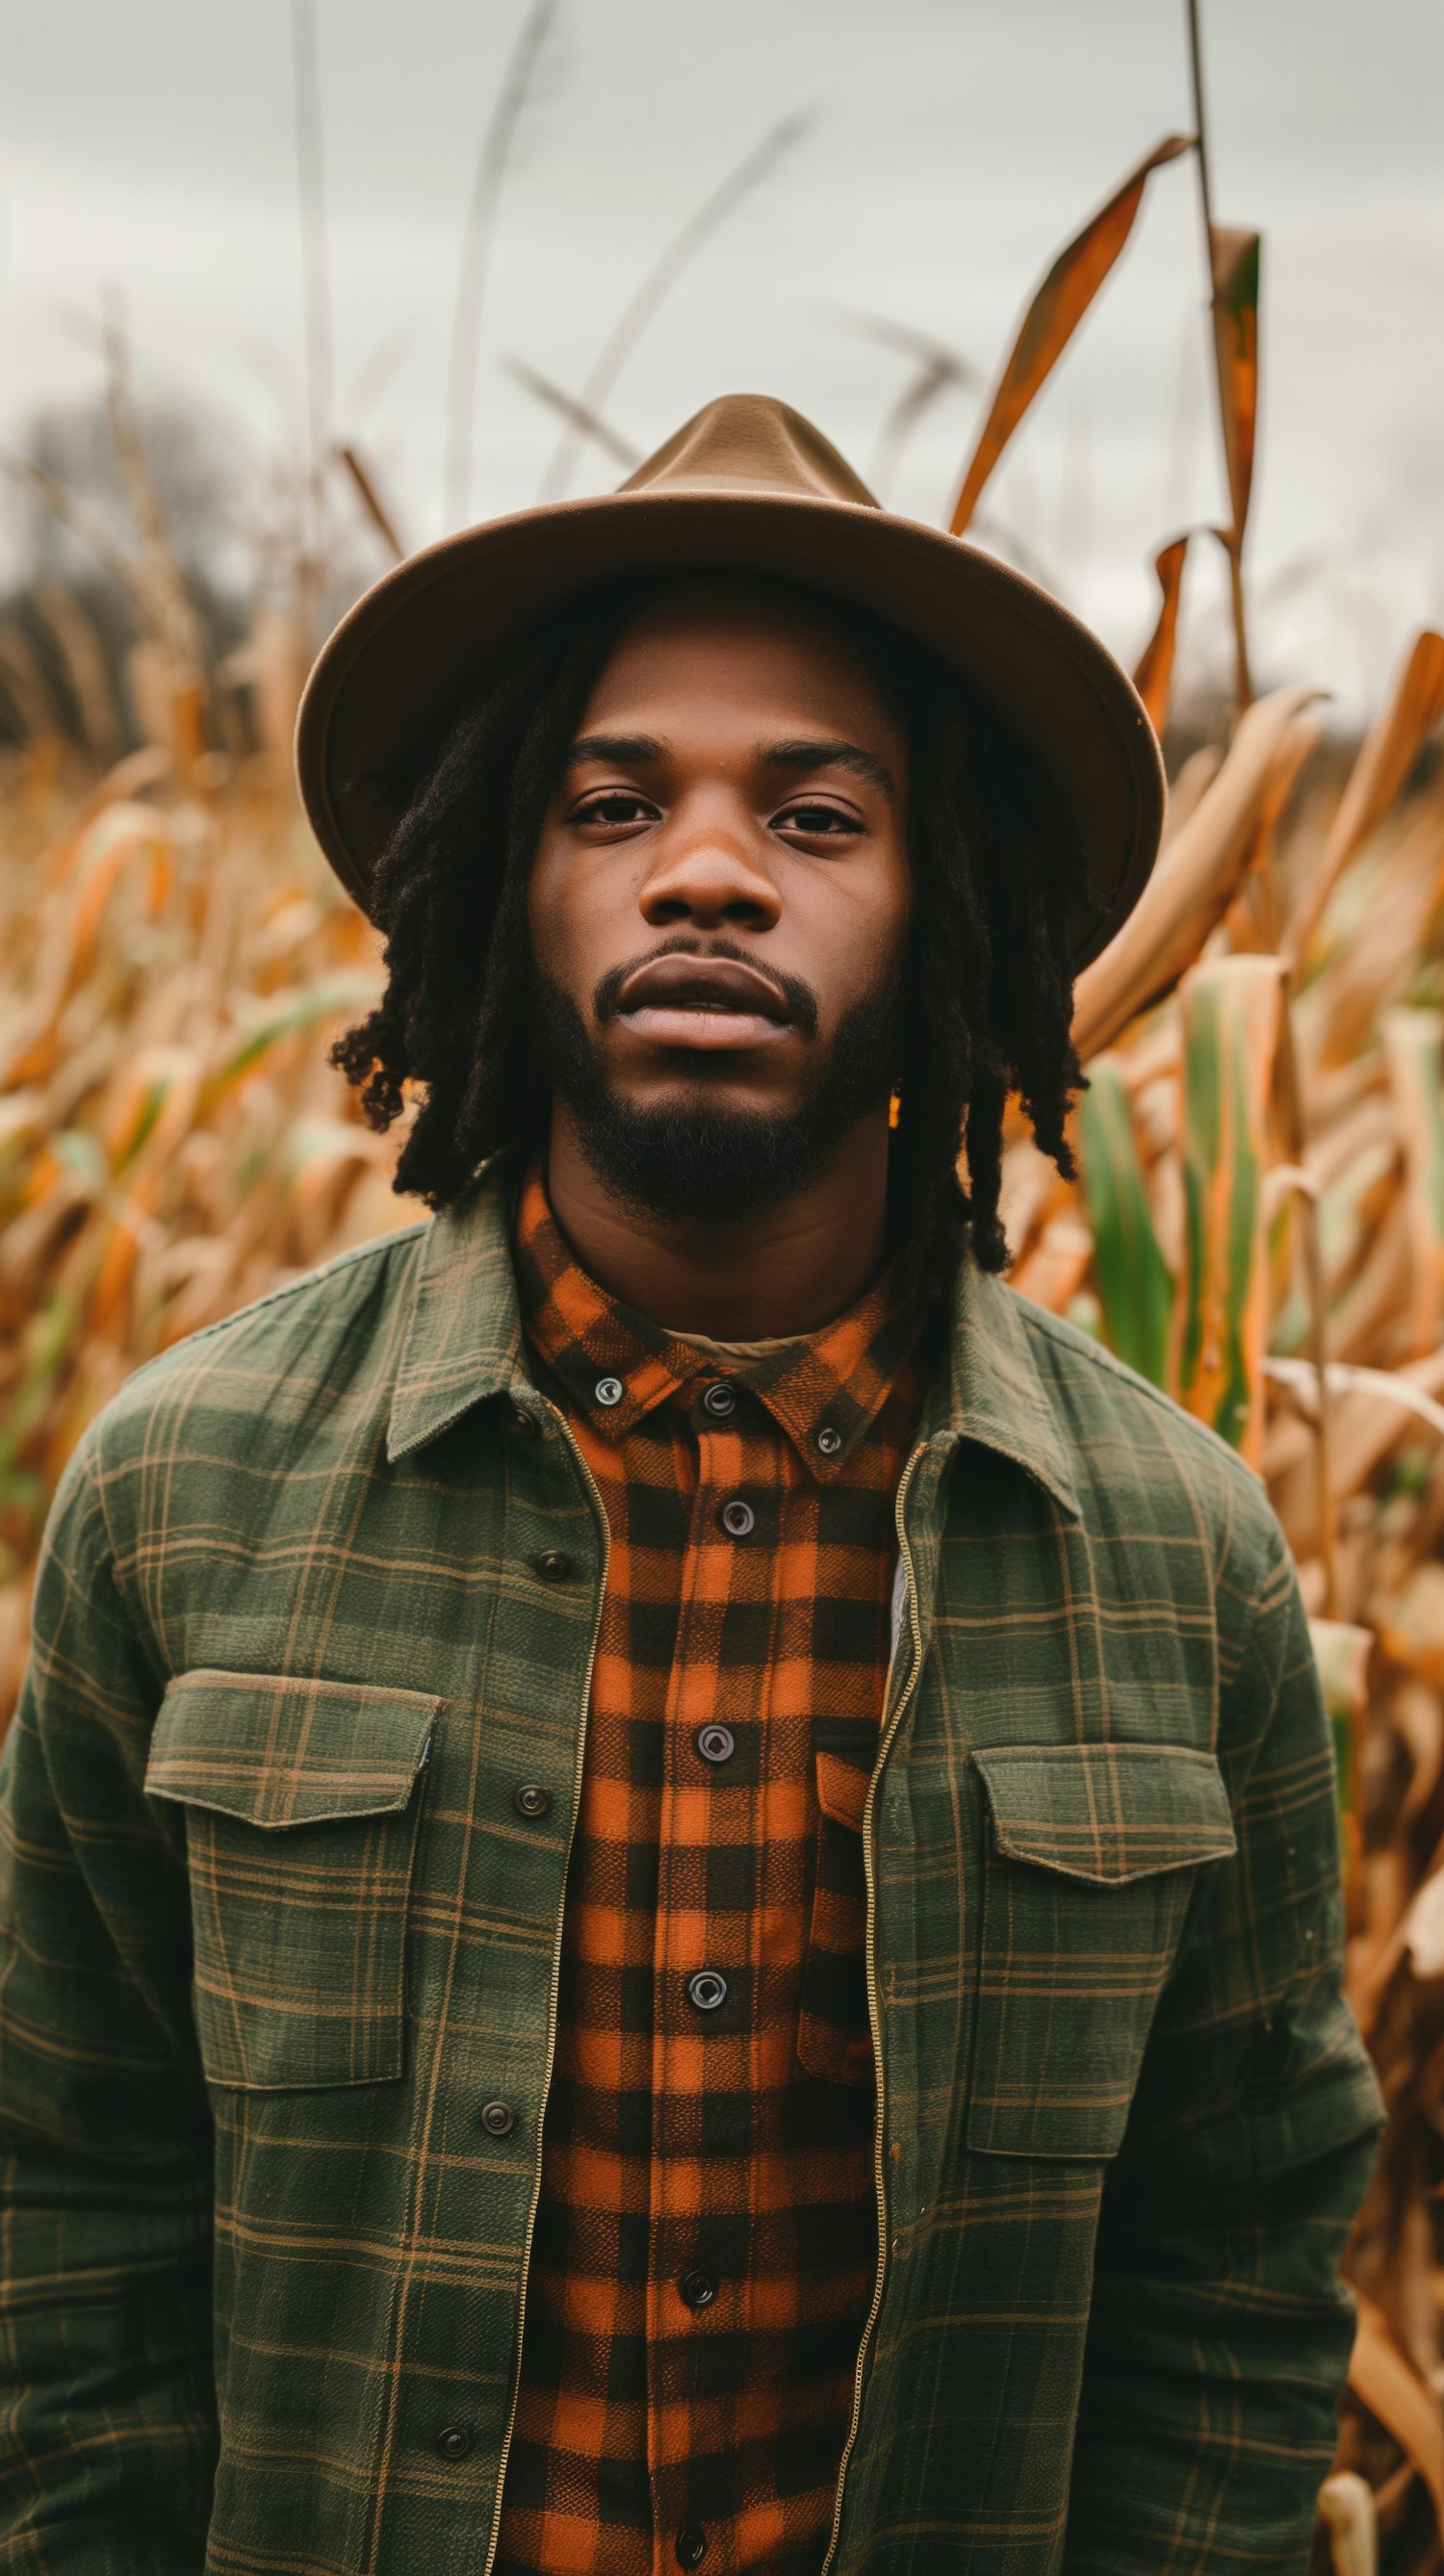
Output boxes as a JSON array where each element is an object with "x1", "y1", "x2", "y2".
[{"x1": 296, "y1": 489, "x2": 1164, "y2": 969}]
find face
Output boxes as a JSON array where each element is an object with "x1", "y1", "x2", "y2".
[{"x1": 526, "y1": 580, "x2": 914, "y2": 1219}]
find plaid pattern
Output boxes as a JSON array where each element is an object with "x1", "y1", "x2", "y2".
[
  {"x1": 0, "y1": 1157, "x2": 1380, "y2": 2576},
  {"x1": 497, "y1": 1170, "x2": 932, "y2": 2576}
]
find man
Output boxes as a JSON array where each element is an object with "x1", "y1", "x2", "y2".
[{"x1": 0, "y1": 397, "x2": 1380, "y2": 2576}]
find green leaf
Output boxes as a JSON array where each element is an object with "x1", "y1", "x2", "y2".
[{"x1": 1076, "y1": 1057, "x2": 1173, "y2": 1387}]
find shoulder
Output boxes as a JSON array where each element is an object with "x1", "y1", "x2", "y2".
[
  {"x1": 79, "y1": 1220, "x2": 431, "y2": 1490},
  {"x1": 1008, "y1": 1288, "x2": 1288, "y2": 1607}
]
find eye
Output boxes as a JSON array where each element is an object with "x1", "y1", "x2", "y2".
[
  {"x1": 572, "y1": 789, "x2": 657, "y2": 829},
  {"x1": 776, "y1": 799, "x2": 862, "y2": 837}
]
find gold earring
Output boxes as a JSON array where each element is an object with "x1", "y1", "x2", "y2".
[{"x1": 888, "y1": 1086, "x2": 902, "y2": 1131}]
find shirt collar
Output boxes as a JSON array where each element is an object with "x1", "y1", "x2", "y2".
[
  {"x1": 511, "y1": 1163, "x2": 928, "y2": 1477},
  {"x1": 386, "y1": 1153, "x2": 1080, "y2": 1516}
]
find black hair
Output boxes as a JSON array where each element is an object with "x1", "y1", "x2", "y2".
[{"x1": 331, "y1": 573, "x2": 1091, "y2": 1282}]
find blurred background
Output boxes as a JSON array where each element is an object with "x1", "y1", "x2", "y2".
[
  {"x1": 1, "y1": 0, "x2": 1441, "y2": 714},
  {"x1": 2, "y1": 8, "x2": 1444, "y2": 2570}
]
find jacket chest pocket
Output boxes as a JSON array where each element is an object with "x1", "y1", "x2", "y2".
[
  {"x1": 144, "y1": 1669, "x2": 440, "y2": 2092},
  {"x1": 966, "y1": 1742, "x2": 1236, "y2": 2160}
]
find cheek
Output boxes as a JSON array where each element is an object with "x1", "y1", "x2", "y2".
[
  {"x1": 529, "y1": 834, "x2": 651, "y2": 976},
  {"x1": 528, "y1": 840, "x2": 598, "y2": 993},
  {"x1": 821, "y1": 850, "x2": 914, "y2": 1005}
]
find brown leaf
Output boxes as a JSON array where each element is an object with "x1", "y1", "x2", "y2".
[
  {"x1": 1382, "y1": 1010, "x2": 1444, "y2": 1356},
  {"x1": 1348, "y1": 2293, "x2": 1444, "y2": 2533},
  {"x1": 1316, "y1": 2470, "x2": 1379, "y2": 2576},
  {"x1": 1210, "y1": 226, "x2": 1261, "y2": 545},
  {"x1": 1288, "y1": 631, "x2": 1444, "y2": 966},
  {"x1": 1132, "y1": 534, "x2": 1192, "y2": 734},
  {"x1": 948, "y1": 135, "x2": 1193, "y2": 535},
  {"x1": 1070, "y1": 684, "x2": 1321, "y2": 1063}
]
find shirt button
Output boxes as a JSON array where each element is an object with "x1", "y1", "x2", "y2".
[
  {"x1": 717, "y1": 1497, "x2": 755, "y2": 1538},
  {"x1": 480, "y1": 2099, "x2": 515, "y2": 2137},
  {"x1": 679, "y1": 2268, "x2": 717, "y2": 2310},
  {"x1": 534, "y1": 1550, "x2": 574, "y2": 1583},
  {"x1": 686, "y1": 1969, "x2": 728, "y2": 2013},
  {"x1": 595, "y1": 1375, "x2": 625, "y2": 1407},
  {"x1": 435, "y1": 2423, "x2": 474, "y2": 2461},
  {"x1": 695, "y1": 1724, "x2": 735, "y2": 1765},
  {"x1": 815, "y1": 1424, "x2": 842, "y2": 1456},
  {"x1": 676, "y1": 2528, "x2": 708, "y2": 2570},
  {"x1": 701, "y1": 1381, "x2": 736, "y2": 1419},
  {"x1": 513, "y1": 1783, "x2": 552, "y2": 1819}
]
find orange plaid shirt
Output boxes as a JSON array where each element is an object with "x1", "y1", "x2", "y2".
[{"x1": 496, "y1": 1169, "x2": 934, "y2": 2576}]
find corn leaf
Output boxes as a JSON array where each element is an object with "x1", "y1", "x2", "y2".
[
  {"x1": 1315, "y1": 2472, "x2": 1378, "y2": 2576},
  {"x1": 1288, "y1": 628, "x2": 1444, "y2": 965},
  {"x1": 1071, "y1": 685, "x2": 1319, "y2": 1064},
  {"x1": 1309, "y1": 1618, "x2": 1373, "y2": 1931},
  {"x1": 1210, "y1": 226, "x2": 1261, "y2": 544},
  {"x1": 1382, "y1": 1008, "x2": 1444, "y2": 1355},
  {"x1": 948, "y1": 135, "x2": 1192, "y2": 535},
  {"x1": 1132, "y1": 533, "x2": 1192, "y2": 735},
  {"x1": 1173, "y1": 953, "x2": 1284, "y2": 1462},
  {"x1": 208, "y1": 973, "x2": 376, "y2": 1098},
  {"x1": 1076, "y1": 1057, "x2": 1173, "y2": 1385},
  {"x1": 1348, "y1": 2293, "x2": 1444, "y2": 2530}
]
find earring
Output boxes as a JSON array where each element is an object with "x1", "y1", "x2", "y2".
[{"x1": 888, "y1": 1085, "x2": 902, "y2": 1131}]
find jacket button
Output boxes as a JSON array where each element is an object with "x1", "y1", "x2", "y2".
[
  {"x1": 679, "y1": 2268, "x2": 717, "y2": 2310},
  {"x1": 675, "y1": 2528, "x2": 708, "y2": 2568},
  {"x1": 513, "y1": 1783, "x2": 552, "y2": 1819},
  {"x1": 535, "y1": 1550, "x2": 575, "y2": 1583},
  {"x1": 480, "y1": 2099, "x2": 515, "y2": 2137},
  {"x1": 701, "y1": 1381, "x2": 735, "y2": 1419},
  {"x1": 717, "y1": 1497, "x2": 755, "y2": 1538},
  {"x1": 695, "y1": 1724, "x2": 735, "y2": 1765},
  {"x1": 815, "y1": 1424, "x2": 842, "y2": 1455},
  {"x1": 686, "y1": 1970, "x2": 728, "y2": 2013},
  {"x1": 595, "y1": 1375, "x2": 625, "y2": 1407},
  {"x1": 435, "y1": 2423, "x2": 474, "y2": 2461}
]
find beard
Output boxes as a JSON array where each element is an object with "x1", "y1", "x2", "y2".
[{"x1": 530, "y1": 947, "x2": 903, "y2": 1225}]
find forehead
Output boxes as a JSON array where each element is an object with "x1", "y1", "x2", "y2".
[{"x1": 579, "y1": 579, "x2": 906, "y2": 746}]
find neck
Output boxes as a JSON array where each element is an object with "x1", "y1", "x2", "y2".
[{"x1": 543, "y1": 1106, "x2": 893, "y2": 1338}]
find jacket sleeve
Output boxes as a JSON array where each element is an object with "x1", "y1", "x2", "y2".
[
  {"x1": 1065, "y1": 1519, "x2": 1383, "y2": 2574},
  {"x1": 0, "y1": 1434, "x2": 215, "y2": 2570}
]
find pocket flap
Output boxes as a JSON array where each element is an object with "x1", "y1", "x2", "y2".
[
  {"x1": 973, "y1": 1742, "x2": 1236, "y2": 1883},
  {"x1": 146, "y1": 1668, "x2": 440, "y2": 1829}
]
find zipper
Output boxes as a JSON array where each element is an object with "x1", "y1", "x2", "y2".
[
  {"x1": 480, "y1": 1401, "x2": 611, "y2": 2576},
  {"x1": 820, "y1": 1440, "x2": 930, "y2": 2576}
]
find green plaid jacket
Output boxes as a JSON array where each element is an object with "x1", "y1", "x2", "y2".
[{"x1": 0, "y1": 1163, "x2": 1381, "y2": 2575}]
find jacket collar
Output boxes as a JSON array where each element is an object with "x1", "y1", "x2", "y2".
[
  {"x1": 387, "y1": 1161, "x2": 529, "y2": 1461},
  {"x1": 927, "y1": 1252, "x2": 1081, "y2": 1519},
  {"x1": 387, "y1": 1161, "x2": 1081, "y2": 1519}
]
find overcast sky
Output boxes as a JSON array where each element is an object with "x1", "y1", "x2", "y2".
[{"x1": 1, "y1": 0, "x2": 1440, "y2": 717}]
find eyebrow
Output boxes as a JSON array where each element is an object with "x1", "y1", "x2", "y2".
[
  {"x1": 566, "y1": 732, "x2": 897, "y2": 801},
  {"x1": 567, "y1": 734, "x2": 665, "y2": 769},
  {"x1": 763, "y1": 738, "x2": 897, "y2": 801}
]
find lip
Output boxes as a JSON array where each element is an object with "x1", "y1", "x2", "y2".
[{"x1": 612, "y1": 955, "x2": 795, "y2": 1052}]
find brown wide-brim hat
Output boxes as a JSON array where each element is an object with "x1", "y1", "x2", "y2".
[{"x1": 297, "y1": 394, "x2": 1164, "y2": 967}]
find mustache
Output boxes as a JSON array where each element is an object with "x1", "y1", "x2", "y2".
[{"x1": 590, "y1": 935, "x2": 820, "y2": 1043}]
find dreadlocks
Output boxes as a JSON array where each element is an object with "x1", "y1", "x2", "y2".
[{"x1": 331, "y1": 574, "x2": 1090, "y2": 1281}]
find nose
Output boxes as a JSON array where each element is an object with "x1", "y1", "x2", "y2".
[{"x1": 638, "y1": 808, "x2": 783, "y2": 933}]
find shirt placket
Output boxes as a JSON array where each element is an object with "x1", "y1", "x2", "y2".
[{"x1": 646, "y1": 1376, "x2": 777, "y2": 2576}]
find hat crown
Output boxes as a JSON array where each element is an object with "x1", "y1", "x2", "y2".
[{"x1": 615, "y1": 393, "x2": 879, "y2": 511}]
